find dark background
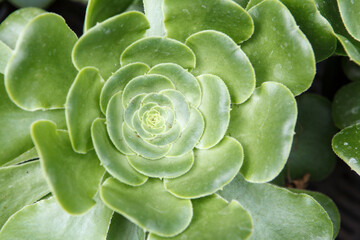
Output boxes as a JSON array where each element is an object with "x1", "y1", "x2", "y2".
[{"x1": 0, "y1": 0, "x2": 359, "y2": 239}]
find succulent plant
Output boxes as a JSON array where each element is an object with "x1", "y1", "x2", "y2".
[{"x1": 0, "y1": 0, "x2": 346, "y2": 239}]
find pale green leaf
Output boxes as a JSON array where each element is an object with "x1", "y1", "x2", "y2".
[
  {"x1": 65, "y1": 67, "x2": 104, "y2": 153},
  {"x1": 143, "y1": 0, "x2": 166, "y2": 37},
  {"x1": 101, "y1": 177, "x2": 192, "y2": 237},
  {"x1": 31, "y1": 120, "x2": 105, "y2": 214},
  {"x1": 0, "y1": 75, "x2": 66, "y2": 167},
  {"x1": 107, "y1": 213, "x2": 145, "y2": 240},
  {"x1": 163, "y1": 0, "x2": 253, "y2": 43},
  {"x1": 186, "y1": 30, "x2": 255, "y2": 104},
  {"x1": 0, "y1": 197, "x2": 112, "y2": 240},
  {"x1": 0, "y1": 161, "x2": 49, "y2": 228},
  {"x1": 219, "y1": 174, "x2": 334, "y2": 239},
  {"x1": 149, "y1": 194, "x2": 252, "y2": 240},
  {"x1": 91, "y1": 118, "x2": 148, "y2": 186},
  {"x1": 0, "y1": 41, "x2": 12, "y2": 74},
  {"x1": 127, "y1": 151, "x2": 193, "y2": 178},
  {"x1": 165, "y1": 136, "x2": 243, "y2": 198},
  {"x1": 5, "y1": 13, "x2": 78, "y2": 110},
  {"x1": 196, "y1": 74, "x2": 230, "y2": 149},
  {"x1": 73, "y1": 11, "x2": 149, "y2": 79},
  {"x1": 242, "y1": 0, "x2": 315, "y2": 95},
  {"x1": 227, "y1": 82, "x2": 297, "y2": 182},
  {"x1": 338, "y1": 0, "x2": 360, "y2": 41},
  {"x1": 121, "y1": 37, "x2": 196, "y2": 70}
]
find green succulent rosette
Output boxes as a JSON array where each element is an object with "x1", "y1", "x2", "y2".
[{"x1": 0, "y1": 0, "x2": 340, "y2": 239}]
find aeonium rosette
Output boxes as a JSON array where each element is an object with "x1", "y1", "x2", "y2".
[{"x1": 0, "y1": 0, "x2": 322, "y2": 238}]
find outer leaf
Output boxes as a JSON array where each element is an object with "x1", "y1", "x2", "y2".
[
  {"x1": 332, "y1": 81, "x2": 360, "y2": 129},
  {"x1": 288, "y1": 94, "x2": 337, "y2": 181},
  {"x1": 100, "y1": 63, "x2": 150, "y2": 114},
  {"x1": 315, "y1": 0, "x2": 360, "y2": 64},
  {"x1": 163, "y1": 0, "x2": 254, "y2": 44},
  {"x1": 186, "y1": 30, "x2": 255, "y2": 104},
  {"x1": 0, "y1": 161, "x2": 49, "y2": 228},
  {"x1": 121, "y1": 37, "x2": 196, "y2": 70},
  {"x1": 5, "y1": 13, "x2": 78, "y2": 111},
  {"x1": 127, "y1": 151, "x2": 194, "y2": 178},
  {"x1": 0, "y1": 197, "x2": 112, "y2": 240},
  {"x1": 0, "y1": 8, "x2": 45, "y2": 49},
  {"x1": 332, "y1": 124, "x2": 360, "y2": 174},
  {"x1": 31, "y1": 120, "x2": 105, "y2": 214},
  {"x1": 0, "y1": 41, "x2": 12, "y2": 74},
  {"x1": 149, "y1": 194, "x2": 252, "y2": 240},
  {"x1": 107, "y1": 213, "x2": 145, "y2": 240},
  {"x1": 338, "y1": 0, "x2": 360, "y2": 41},
  {"x1": 0, "y1": 75, "x2": 66, "y2": 167},
  {"x1": 8, "y1": 0, "x2": 54, "y2": 8},
  {"x1": 233, "y1": 0, "x2": 250, "y2": 8},
  {"x1": 84, "y1": 0, "x2": 135, "y2": 31},
  {"x1": 66, "y1": 67, "x2": 104, "y2": 153},
  {"x1": 342, "y1": 58, "x2": 360, "y2": 81},
  {"x1": 290, "y1": 189, "x2": 341, "y2": 239},
  {"x1": 101, "y1": 178, "x2": 192, "y2": 237},
  {"x1": 219, "y1": 174, "x2": 333, "y2": 240},
  {"x1": 91, "y1": 118, "x2": 148, "y2": 186},
  {"x1": 3, "y1": 147, "x2": 37, "y2": 167},
  {"x1": 242, "y1": 0, "x2": 315, "y2": 95},
  {"x1": 73, "y1": 12, "x2": 149, "y2": 79},
  {"x1": 227, "y1": 82, "x2": 297, "y2": 182},
  {"x1": 165, "y1": 136, "x2": 243, "y2": 198}
]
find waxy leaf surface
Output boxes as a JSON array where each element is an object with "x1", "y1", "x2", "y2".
[
  {"x1": 31, "y1": 120, "x2": 105, "y2": 214},
  {"x1": 101, "y1": 178, "x2": 192, "y2": 237},
  {"x1": 219, "y1": 174, "x2": 333, "y2": 240},
  {"x1": 107, "y1": 213, "x2": 145, "y2": 240},
  {"x1": 6, "y1": 13, "x2": 78, "y2": 110},
  {"x1": 0, "y1": 197, "x2": 112, "y2": 240},
  {"x1": 228, "y1": 82, "x2": 297, "y2": 182}
]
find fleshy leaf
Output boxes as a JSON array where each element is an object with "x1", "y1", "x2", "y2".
[
  {"x1": 332, "y1": 81, "x2": 360, "y2": 129},
  {"x1": 91, "y1": 118, "x2": 148, "y2": 186},
  {"x1": 100, "y1": 63, "x2": 150, "y2": 114},
  {"x1": 0, "y1": 41, "x2": 12, "y2": 74},
  {"x1": 144, "y1": 0, "x2": 166, "y2": 37},
  {"x1": 5, "y1": 13, "x2": 78, "y2": 110},
  {"x1": 0, "y1": 197, "x2": 113, "y2": 240},
  {"x1": 127, "y1": 151, "x2": 194, "y2": 178},
  {"x1": 149, "y1": 194, "x2": 252, "y2": 240},
  {"x1": 106, "y1": 92, "x2": 133, "y2": 155},
  {"x1": 196, "y1": 74, "x2": 230, "y2": 149},
  {"x1": 288, "y1": 94, "x2": 337, "y2": 181},
  {"x1": 3, "y1": 147, "x2": 37, "y2": 167},
  {"x1": 8, "y1": 0, "x2": 54, "y2": 8},
  {"x1": 227, "y1": 82, "x2": 297, "y2": 182},
  {"x1": 122, "y1": 74, "x2": 175, "y2": 107},
  {"x1": 219, "y1": 174, "x2": 334, "y2": 239},
  {"x1": 338, "y1": 0, "x2": 360, "y2": 41},
  {"x1": 0, "y1": 8, "x2": 45, "y2": 49},
  {"x1": 0, "y1": 161, "x2": 49, "y2": 228},
  {"x1": 233, "y1": 0, "x2": 250, "y2": 8},
  {"x1": 107, "y1": 213, "x2": 146, "y2": 240},
  {"x1": 101, "y1": 177, "x2": 192, "y2": 237},
  {"x1": 31, "y1": 120, "x2": 105, "y2": 214},
  {"x1": 73, "y1": 11, "x2": 149, "y2": 79},
  {"x1": 163, "y1": 0, "x2": 253, "y2": 43},
  {"x1": 315, "y1": 0, "x2": 360, "y2": 64},
  {"x1": 0, "y1": 75, "x2": 66, "y2": 167},
  {"x1": 123, "y1": 123, "x2": 171, "y2": 159},
  {"x1": 165, "y1": 136, "x2": 243, "y2": 198},
  {"x1": 148, "y1": 63, "x2": 201, "y2": 107},
  {"x1": 289, "y1": 189, "x2": 340, "y2": 239},
  {"x1": 167, "y1": 108, "x2": 204, "y2": 157},
  {"x1": 242, "y1": 0, "x2": 315, "y2": 95},
  {"x1": 121, "y1": 37, "x2": 196, "y2": 69},
  {"x1": 84, "y1": 0, "x2": 135, "y2": 31},
  {"x1": 186, "y1": 30, "x2": 255, "y2": 104},
  {"x1": 65, "y1": 67, "x2": 104, "y2": 153},
  {"x1": 332, "y1": 124, "x2": 360, "y2": 174},
  {"x1": 342, "y1": 58, "x2": 360, "y2": 81}
]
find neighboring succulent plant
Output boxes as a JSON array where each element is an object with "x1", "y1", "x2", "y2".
[{"x1": 0, "y1": 0, "x2": 344, "y2": 239}]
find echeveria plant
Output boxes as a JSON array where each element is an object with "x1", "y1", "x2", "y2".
[{"x1": 0, "y1": 0, "x2": 344, "y2": 239}]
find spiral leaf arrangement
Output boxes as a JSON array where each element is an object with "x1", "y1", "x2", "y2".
[{"x1": 0, "y1": 0, "x2": 345, "y2": 239}]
